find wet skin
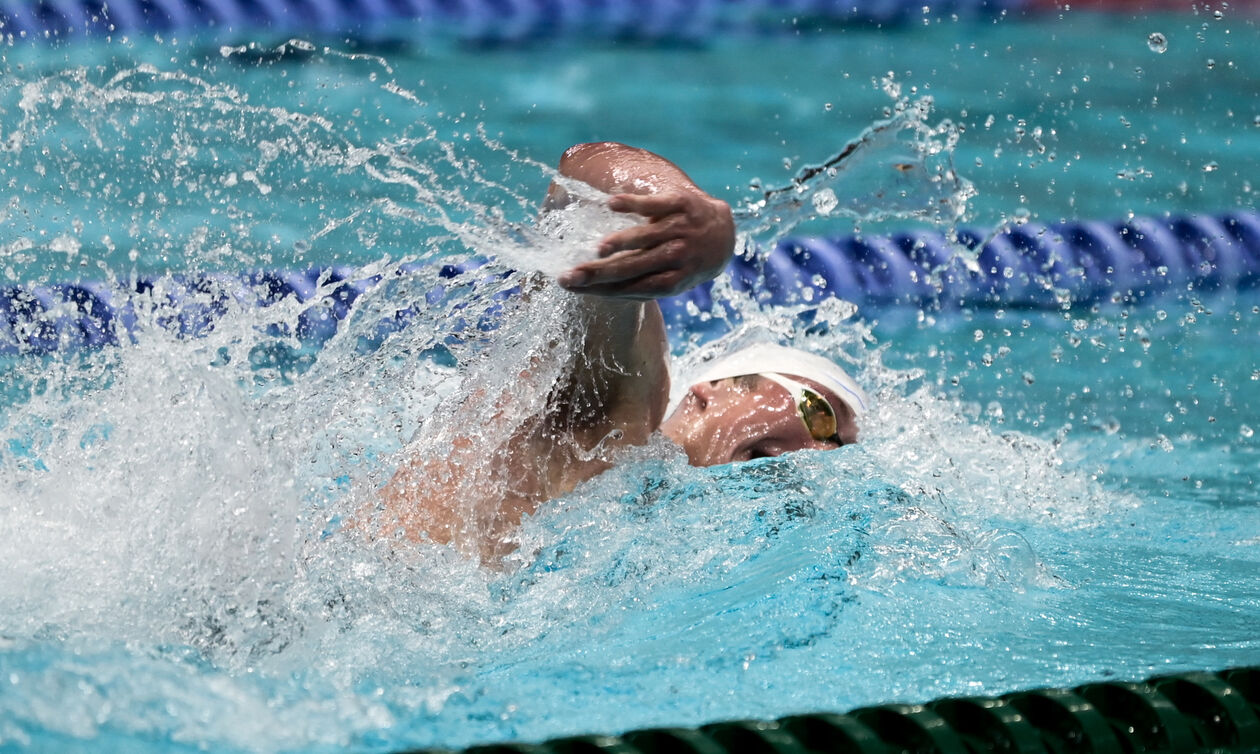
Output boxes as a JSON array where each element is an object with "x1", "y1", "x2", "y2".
[{"x1": 659, "y1": 374, "x2": 859, "y2": 467}]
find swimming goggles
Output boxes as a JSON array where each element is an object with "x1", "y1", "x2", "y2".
[{"x1": 760, "y1": 372, "x2": 842, "y2": 445}]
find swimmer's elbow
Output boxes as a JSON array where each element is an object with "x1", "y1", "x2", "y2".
[{"x1": 559, "y1": 142, "x2": 627, "y2": 166}]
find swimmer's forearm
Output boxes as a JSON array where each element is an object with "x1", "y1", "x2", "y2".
[{"x1": 560, "y1": 297, "x2": 670, "y2": 437}]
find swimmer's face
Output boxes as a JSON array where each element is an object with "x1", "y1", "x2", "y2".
[{"x1": 659, "y1": 374, "x2": 859, "y2": 467}]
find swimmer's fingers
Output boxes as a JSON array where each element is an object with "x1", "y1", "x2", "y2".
[
  {"x1": 561, "y1": 269, "x2": 689, "y2": 301},
  {"x1": 606, "y1": 192, "x2": 689, "y2": 218},
  {"x1": 597, "y1": 192, "x2": 705, "y2": 257},
  {"x1": 596, "y1": 214, "x2": 686, "y2": 257},
  {"x1": 560, "y1": 190, "x2": 735, "y2": 298},
  {"x1": 560, "y1": 241, "x2": 686, "y2": 293}
]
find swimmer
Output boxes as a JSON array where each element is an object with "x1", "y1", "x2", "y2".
[{"x1": 375, "y1": 142, "x2": 866, "y2": 561}]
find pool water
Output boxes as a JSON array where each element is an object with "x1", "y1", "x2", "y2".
[{"x1": 1, "y1": 9, "x2": 1259, "y2": 754}]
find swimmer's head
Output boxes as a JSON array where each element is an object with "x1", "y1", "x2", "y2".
[{"x1": 659, "y1": 343, "x2": 867, "y2": 467}]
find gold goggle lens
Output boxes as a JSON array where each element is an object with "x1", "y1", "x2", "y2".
[{"x1": 797, "y1": 390, "x2": 839, "y2": 443}]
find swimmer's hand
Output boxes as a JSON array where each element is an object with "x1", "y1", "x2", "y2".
[{"x1": 557, "y1": 191, "x2": 735, "y2": 300}]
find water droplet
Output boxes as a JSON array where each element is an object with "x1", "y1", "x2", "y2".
[
  {"x1": 49, "y1": 235, "x2": 80, "y2": 258},
  {"x1": 1242, "y1": 425, "x2": 1255, "y2": 439},
  {"x1": 811, "y1": 188, "x2": 838, "y2": 216},
  {"x1": 1147, "y1": 32, "x2": 1168, "y2": 53},
  {"x1": 985, "y1": 401, "x2": 1003, "y2": 420}
]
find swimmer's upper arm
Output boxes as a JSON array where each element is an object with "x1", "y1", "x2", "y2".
[{"x1": 545, "y1": 142, "x2": 704, "y2": 210}]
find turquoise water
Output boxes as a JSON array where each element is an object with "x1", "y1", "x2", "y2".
[{"x1": 1, "y1": 10, "x2": 1259, "y2": 754}]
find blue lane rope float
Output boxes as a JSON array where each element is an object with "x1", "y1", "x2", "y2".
[
  {"x1": 0, "y1": 0, "x2": 1030, "y2": 41},
  {"x1": 3, "y1": 211, "x2": 1258, "y2": 356},
  {"x1": 704, "y1": 209, "x2": 1260, "y2": 312},
  {"x1": 389, "y1": 666, "x2": 1260, "y2": 753}
]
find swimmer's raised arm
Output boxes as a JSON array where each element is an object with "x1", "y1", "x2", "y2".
[
  {"x1": 374, "y1": 144, "x2": 731, "y2": 562},
  {"x1": 548, "y1": 142, "x2": 736, "y2": 300},
  {"x1": 535, "y1": 142, "x2": 736, "y2": 434}
]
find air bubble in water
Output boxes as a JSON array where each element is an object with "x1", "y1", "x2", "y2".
[
  {"x1": 1203, "y1": 161, "x2": 1219, "y2": 172},
  {"x1": 811, "y1": 188, "x2": 839, "y2": 216},
  {"x1": 1243, "y1": 425, "x2": 1255, "y2": 439},
  {"x1": 1147, "y1": 32, "x2": 1168, "y2": 53}
]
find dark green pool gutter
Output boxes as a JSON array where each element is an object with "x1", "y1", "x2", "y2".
[{"x1": 401, "y1": 666, "x2": 1260, "y2": 754}]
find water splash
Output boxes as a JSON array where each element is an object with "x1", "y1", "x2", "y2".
[{"x1": 735, "y1": 91, "x2": 975, "y2": 240}]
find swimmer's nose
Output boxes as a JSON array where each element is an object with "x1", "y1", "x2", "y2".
[{"x1": 689, "y1": 381, "x2": 720, "y2": 410}]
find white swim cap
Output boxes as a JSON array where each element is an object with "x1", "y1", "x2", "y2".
[{"x1": 672, "y1": 343, "x2": 868, "y2": 417}]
